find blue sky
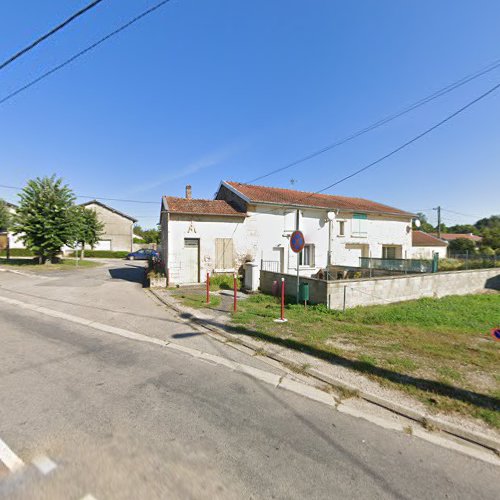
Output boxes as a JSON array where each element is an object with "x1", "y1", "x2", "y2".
[{"x1": 1, "y1": 0, "x2": 499, "y2": 229}]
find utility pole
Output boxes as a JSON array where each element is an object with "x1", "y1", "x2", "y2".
[
  {"x1": 296, "y1": 209, "x2": 300, "y2": 304},
  {"x1": 433, "y1": 206, "x2": 442, "y2": 238}
]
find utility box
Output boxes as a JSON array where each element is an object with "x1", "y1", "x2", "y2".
[{"x1": 299, "y1": 282, "x2": 309, "y2": 302}]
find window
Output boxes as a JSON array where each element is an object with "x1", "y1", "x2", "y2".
[
  {"x1": 352, "y1": 213, "x2": 367, "y2": 236},
  {"x1": 215, "y1": 238, "x2": 234, "y2": 269},
  {"x1": 299, "y1": 244, "x2": 315, "y2": 267},
  {"x1": 338, "y1": 221, "x2": 345, "y2": 236},
  {"x1": 382, "y1": 246, "x2": 397, "y2": 259}
]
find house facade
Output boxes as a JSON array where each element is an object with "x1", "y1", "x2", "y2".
[
  {"x1": 409, "y1": 230, "x2": 448, "y2": 259},
  {"x1": 160, "y1": 181, "x2": 415, "y2": 284},
  {"x1": 80, "y1": 200, "x2": 137, "y2": 252}
]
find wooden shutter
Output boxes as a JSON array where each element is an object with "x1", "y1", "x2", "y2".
[{"x1": 215, "y1": 238, "x2": 234, "y2": 269}]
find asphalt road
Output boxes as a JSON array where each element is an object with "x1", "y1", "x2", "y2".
[{"x1": 0, "y1": 261, "x2": 498, "y2": 499}]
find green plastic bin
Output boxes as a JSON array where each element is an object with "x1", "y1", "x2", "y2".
[{"x1": 299, "y1": 282, "x2": 310, "y2": 302}]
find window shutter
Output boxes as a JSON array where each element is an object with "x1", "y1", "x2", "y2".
[{"x1": 215, "y1": 238, "x2": 234, "y2": 269}]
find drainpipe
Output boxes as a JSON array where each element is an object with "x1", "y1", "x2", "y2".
[{"x1": 327, "y1": 219, "x2": 332, "y2": 266}]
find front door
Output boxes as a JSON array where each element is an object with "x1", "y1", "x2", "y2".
[{"x1": 183, "y1": 238, "x2": 199, "y2": 283}]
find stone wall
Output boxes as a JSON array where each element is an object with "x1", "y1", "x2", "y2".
[{"x1": 260, "y1": 268, "x2": 500, "y2": 309}]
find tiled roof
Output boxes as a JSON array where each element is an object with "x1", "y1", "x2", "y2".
[
  {"x1": 432, "y1": 233, "x2": 482, "y2": 242},
  {"x1": 412, "y1": 231, "x2": 448, "y2": 247},
  {"x1": 80, "y1": 200, "x2": 137, "y2": 222},
  {"x1": 164, "y1": 196, "x2": 246, "y2": 217},
  {"x1": 224, "y1": 181, "x2": 413, "y2": 217}
]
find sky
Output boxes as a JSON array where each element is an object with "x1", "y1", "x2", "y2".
[{"x1": 1, "y1": 0, "x2": 499, "y2": 229}]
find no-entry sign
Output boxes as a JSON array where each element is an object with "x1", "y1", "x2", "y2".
[{"x1": 290, "y1": 230, "x2": 305, "y2": 253}]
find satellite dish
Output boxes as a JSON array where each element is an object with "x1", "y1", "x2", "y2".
[
  {"x1": 327, "y1": 211, "x2": 336, "y2": 221},
  {"x1": 414, "y1": 219, "x2": 421, "y2": 228}
]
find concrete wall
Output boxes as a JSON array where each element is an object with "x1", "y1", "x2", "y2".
[
  {"x1": 259, "y1": 268, "x2": 500, "y2": 309},
  {"x1": 408, "y1": 245, "x2": 447, "y2": 259},
  {"x1": 84, "y1": 203, "x2": 134, "y2": 252},
  {"x1": 260, "y1": 270, "x2": 328, "y2": 304}
]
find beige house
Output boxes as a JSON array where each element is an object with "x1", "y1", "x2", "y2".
[{"x1": 80, "y1": 200, "x2": 137, "y2": 252}]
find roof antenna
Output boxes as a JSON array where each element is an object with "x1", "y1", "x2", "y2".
[{"x1": 289, "y1": 178, "x2": 298, "y2": 186}]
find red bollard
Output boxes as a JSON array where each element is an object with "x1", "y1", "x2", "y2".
[
  {"x1": 274, "y1": 278, "x2": 287, "y2": 323},
  {"x1": 280, "y1": 277, "x2": 285, "y2": 320},
  {"x1": 206, "y1": 272, "x2": 210, "y2": 304},
  {"x1": 233, "y1": 273, "x2": 237, "y2": 312}
]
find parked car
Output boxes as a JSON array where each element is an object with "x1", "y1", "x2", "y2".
[{"x1": 126, "y1": 249, "x2": 159, "y2": 260}]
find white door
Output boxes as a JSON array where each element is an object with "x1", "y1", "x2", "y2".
[{"x1": 182, "y1": 238, "x2": 199, "y2": 283}]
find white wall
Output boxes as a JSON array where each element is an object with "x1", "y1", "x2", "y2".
[
  {"x1": 408, "y1": 246, "x2": 447, "y2": 260},
  {"x1": 162, "y1": 204, "x2": 413, "y2": 284},
  {"x1": 331, "y1": 211, "x2": 412, "y2": 266}
]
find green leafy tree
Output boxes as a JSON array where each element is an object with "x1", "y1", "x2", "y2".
[
  {"x1": 68, "y1": 206, "x2": 105, "y2": 258},
  {"x1": 448, "y1": 238, "x2": 476, "y2": 256},
  {"x1": 0, "y1": 199, "x2": 10, "y2": 232},
  {"x1": 413, "y1": 212, "x2": 435, "y2": 233},
  {"x1": 141, "y1": 227, "x2": 160, "y2": 244},
  {"x1": 13, "y1": 176, "x2": 75, "y2": 263},
  {"x1": 475, "y1": 215, "x2": 500, "y2": 231},
  {"x1": 445, "y1": 224, "x2": 478, "y2": 235}
]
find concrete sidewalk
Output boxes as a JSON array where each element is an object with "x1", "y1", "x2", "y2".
[{"x1": 151, "y1": 287, "x2": 500, "y2": 456}]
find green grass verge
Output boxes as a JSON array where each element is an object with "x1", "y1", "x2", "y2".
[
  {"x1": 0, "y1": 258, "x2": 101, "y2": 270},
  {"x1": 232, "y1": 293, "x2": 500, "y2": 428},
  {"x1": 173, "y1": 292, "x2": 222, "y2": 309}
]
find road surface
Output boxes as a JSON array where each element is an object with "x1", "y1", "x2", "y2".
[{"x1": 0, "y1": 261, "x2": 497, "y2": 499}]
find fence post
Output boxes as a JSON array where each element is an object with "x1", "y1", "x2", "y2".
[
  {"x1": 233, "y1": 273, "x2": 237, "y2": 312},
  {"x1": 206, "y1": 272, "x2": 210, "y2": 304}
]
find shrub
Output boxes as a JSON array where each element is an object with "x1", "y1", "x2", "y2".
[
  {"x1": 0, "y1": 248, "x2": 34, "y2": 257},
  {"x1": 210, "y1": 273, "x2": 241, "y2": 290},
  {"x1": 133, "y1": 237, "x2": 146, "y2": 244},
  {"x1": 67, "y1": 250, "x2": 129, "y2": 258}
]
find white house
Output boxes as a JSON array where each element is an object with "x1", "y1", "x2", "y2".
[
  {"x1": 2, "y1": 202, "x2": 24, "y2": 249},
  {"x1": 409, "y1": 230, "x2": 448, "y2": 259},
  {"x1": 160, "y1": 181, "x2": 416, "y2": 284}
]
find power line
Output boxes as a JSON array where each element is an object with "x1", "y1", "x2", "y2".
[
  {"x1": 245, "y1": 56, "x2": 500, "y2": 185},
  {"x1": 0, "y1": 0, "x2": 172, "y2": 106},
  {"x1": 0, "y1": 0, "x2": 105, "y2": 72},
  {"x1": 310, "y1": 78, "x2": 500, "y2": 197},
  {"x1": 0, "y1": 184, "x2": 158, "y2": 204},
  {"x1": 236, "y1": 76, "x2": 500, "y2": 219},
  {"x1": 441, "y1": 208, "x2": 482, "y2": 219}
]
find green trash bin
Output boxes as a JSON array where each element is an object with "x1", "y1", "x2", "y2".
[{"x1": 299, "y1": 282, "x2": 309, "y2": 303}]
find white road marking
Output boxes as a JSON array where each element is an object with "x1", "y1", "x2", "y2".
[
  {"x1": 80, "y1": 495, "x2": 98, "y2": 500},
  {"x1": 32, "y1": 454, "x2": 57, "y2": 475},
  {"x1": 0, "y1": 436, "x2": 24, "y2": 472}
]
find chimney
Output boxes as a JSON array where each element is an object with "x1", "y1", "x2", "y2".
[{"x1": 185, "y1": 185, "x2": 192, "y2": 199}]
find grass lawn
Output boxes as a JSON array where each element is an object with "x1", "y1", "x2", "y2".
[
  {"x1": 172, "y1": 291, "x2": 222, "y2": 309},
  {"x1": 0, "y1": 257, "x2": 101, "y2": 270},
  {"x1": 232, "y1": 293, "x2": 500, "y2": 428}
]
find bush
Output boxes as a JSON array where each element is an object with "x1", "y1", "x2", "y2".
[
  {"x1": 0, "y1": 248, "x2": 34, "y2": 257},
  {"x1": 67, "y1": 250, "x2": 129, "y2": 258},
  {"x1": 133, "y1": 237, "x2": 146, "y2": 244},
  {"x1": 210, "y1": 273, "x2": 241, "y2": 290}
]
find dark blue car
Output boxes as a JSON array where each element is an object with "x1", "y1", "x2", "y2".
[{"x1": 126, "y1": 248, "x2": 159, "y2": 260}]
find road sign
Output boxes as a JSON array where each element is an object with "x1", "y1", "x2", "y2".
[
  {"x1": 290, "y1": 230, "x2": 305, "y2": 253},
  {"x1": 492, "y1": 328, "x2": 500, "y2": 341}
]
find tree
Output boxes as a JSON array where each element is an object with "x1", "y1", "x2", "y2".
[
  {"x1": 448, "y1": 238, "x2": 476, "y2": 256},
  {"x1": 0, "y1": 199, "x2": 10, "y2": 232},
  {"x1": 68, "y1": 206, "x2": 105, "y2": 258},
  {"x1": 413, "y1": 212, "x2": 435, "y2": 233},
  {"x1": 13, "y1": 176, "x2": 75, "y2": 263},
  {"x1": 133, "y1": 224, "x2": 159, "y2": 245},
  {"x1": 445, "y1": 224, "x2": 478, "y2": 235},
  {"x1": 475, "y1": 215, "x2": 500, "y2": 231}
]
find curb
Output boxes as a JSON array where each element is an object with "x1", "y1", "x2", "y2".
[{"x1": 149, "y1": 289, "x2": 500, "y2": 455}]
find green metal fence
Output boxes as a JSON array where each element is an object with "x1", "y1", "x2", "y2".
[{"x1": 359, "y1": 257, "x2": 434, "y2": 274}]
